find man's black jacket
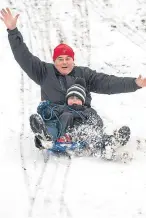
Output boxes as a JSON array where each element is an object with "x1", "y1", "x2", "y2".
[{"x1": 8, "y1": 28, "x2": 140, "y2": 107}]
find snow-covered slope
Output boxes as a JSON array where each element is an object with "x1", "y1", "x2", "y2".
[{"x1": 0, "y1": 0, "x2": 146, "y2": 217}]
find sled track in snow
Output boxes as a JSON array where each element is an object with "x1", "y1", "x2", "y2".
[
  {"x1": 19, "y1": 44, "x2": 49, "y2": 217},
  {"x1": 10, "y1": 0, "x2": 73, "y2": 216},
  {"x1": 19, "y1": 70, "x2": 32, "y2": 201},
  {"x1": 72, "y1": 0, "x2": 91, "y2": 66},
  {"x1": 40, "y1": 157, "x2": 73, "y2": 218},
  {"x1": 88, "y1": 0, "x2": 146, "y2": 53},
  {"x1": 59, "y1": 159, "x2": 72, "y2": 218},
  {"x1": 7, "y1": 0, "x2": 36, "y2": 212}
]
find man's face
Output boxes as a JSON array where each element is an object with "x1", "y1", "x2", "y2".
[
  {"x1": 54, "y1": 55, "x2": 74, "y2": 75},
  {"x1": 67, "y1": 96, "x2": 83, "y2": 106}
]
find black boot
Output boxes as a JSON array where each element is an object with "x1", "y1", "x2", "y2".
[
  {"x1": 29, "y1": 114, "x2": 52, "y2": 141},
  {"x1": 114, "y1": 126, "x2": 130, "y2": 146}
]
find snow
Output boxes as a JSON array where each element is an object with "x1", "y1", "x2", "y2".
[{"x1": 0, "y1": 0, "x2": 146, "y2": 217}]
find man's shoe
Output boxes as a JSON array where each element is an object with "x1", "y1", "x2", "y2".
[
  {"x1": 29, "y1": 114, "x2": 52, "y2": 141},
  {"x1": 114, "y1": 126, "x2": 130, "y2": 146}
]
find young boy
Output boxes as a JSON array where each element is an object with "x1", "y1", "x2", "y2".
[{"x1": 30, "y1": 78, "x2": 104, "y2": 149}]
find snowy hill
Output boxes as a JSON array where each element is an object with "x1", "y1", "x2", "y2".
[{"x1": 0, "y1": 0, "x2": 146, "y2": 217}]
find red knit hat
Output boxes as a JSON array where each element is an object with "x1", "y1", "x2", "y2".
[{"x1": 53, "y1": 44, "x2": 74, "y2": 61}]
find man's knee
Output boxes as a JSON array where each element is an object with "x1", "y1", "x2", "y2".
[{"x1": 87, "y1": 114, "x2": 104, "y2": 129}]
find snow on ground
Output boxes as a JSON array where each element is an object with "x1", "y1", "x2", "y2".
[{"x1": 0, "y1": 0, "x2": 146, "y2": 217}]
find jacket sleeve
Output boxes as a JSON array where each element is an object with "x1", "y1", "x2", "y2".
[
  {"x1": 84, "y1": 67, "x2": 141, "y2": 94},
  {"x1": 7, "y1": 28, "x2": 47, "y2": 85},
  {"x1": 37, "y1": 101, "x2": 65, "y2": 120}
]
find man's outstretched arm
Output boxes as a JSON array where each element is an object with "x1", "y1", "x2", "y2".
[
  {"x1": 84, "y1": 67, "x2": 143, "y2": 94},
  {"x1": 0, "y1": 8, "x2": 47, "y2": 85}
]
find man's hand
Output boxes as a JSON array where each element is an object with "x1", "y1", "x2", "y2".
[
  {"x1": 0, "y1": 8, "x2": 19, "y2": 30},
  {"x1": 135, "y1": 75, "x2": 146, "y2": 88}
]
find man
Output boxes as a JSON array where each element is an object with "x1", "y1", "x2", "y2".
[{"x1": 0, "y1": 8, "x2": 145, "y2": 149}]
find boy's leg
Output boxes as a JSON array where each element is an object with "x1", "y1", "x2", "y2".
[
  {"x1": 59, "y1": 112, "x2": 74, "y2": 137},
  {"x1": 46, "y1": 120, "x2": 59, "y2": 141}
]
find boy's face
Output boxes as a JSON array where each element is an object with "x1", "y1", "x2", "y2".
[{"x1": 67, "y1": 96, "x2": 83, "y2": 106}]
